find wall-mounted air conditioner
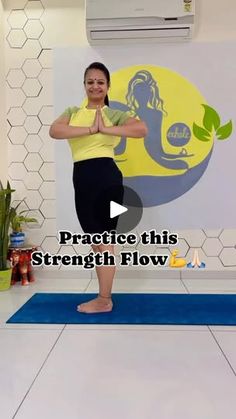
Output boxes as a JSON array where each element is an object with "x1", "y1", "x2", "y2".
[{"x1": 86, "y1": 0, "x2": 195, "y2": 45}]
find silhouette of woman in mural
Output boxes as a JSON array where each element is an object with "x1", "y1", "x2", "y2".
[{"x1": 112, "y1": 70, "x2": 193, "y2": 170}]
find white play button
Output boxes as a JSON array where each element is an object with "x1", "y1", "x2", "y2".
[{"x1": 110, "y1": 201, "x2": 128, "y2": 219}]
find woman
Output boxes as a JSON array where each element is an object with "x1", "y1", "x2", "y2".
[{"x1": 49, "y1": 62, "x2": 147, "y2": 314}]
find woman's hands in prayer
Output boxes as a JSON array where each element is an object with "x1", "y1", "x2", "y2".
[{"x1": 90, "y1": 106, "x2": 107, "y2": 134}]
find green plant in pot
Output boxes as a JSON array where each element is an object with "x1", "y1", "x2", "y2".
[
  {"x1": 10, "y1": 208, "x2": 37, "y2": 247},
  {"x1": 0, "y1": 180, "x2": 15, "y2": 291}
]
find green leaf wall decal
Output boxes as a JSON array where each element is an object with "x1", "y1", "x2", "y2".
[
  {"x1": 216, "y1": 120, "x2": 233, "y2": 140},
  {"x1": 193, "y1": 122, "x2": 211, "y2": 141},
  {"x1": 202, "y1": 104, "x2": 221, "y2": 131}
]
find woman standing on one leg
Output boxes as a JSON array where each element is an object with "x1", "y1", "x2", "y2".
[{"x1": 49, "y1": 62, "x2": 148, "y2": 314}]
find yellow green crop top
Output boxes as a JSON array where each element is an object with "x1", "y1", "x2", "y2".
[{"x1": 62, "y1": 105, "x2": 135, "y2": 162}]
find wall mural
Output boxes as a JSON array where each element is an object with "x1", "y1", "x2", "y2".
[
  {"x1": 102, "y1": 65, "x2": 233, "y2": 206},
  {"x1": 54, "y1": 44, "x2": 236, "y2": 230}
]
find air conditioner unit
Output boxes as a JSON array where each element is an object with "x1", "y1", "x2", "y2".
[{"x1": 86, "y1": 0, "x2": 195, "y2": 45}]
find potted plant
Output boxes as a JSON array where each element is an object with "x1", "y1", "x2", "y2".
[
  {"x1": 10, "y1": 208, "x2": 37, "y2": 247},
  {"x1": 0, "y1": 180, "x2": 15, "y2": 291}
]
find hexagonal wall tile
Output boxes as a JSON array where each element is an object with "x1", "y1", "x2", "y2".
[
  {"x1": 219, "y1": 229, "x2": 236, "y2": 247},
  {"x1": 24, "y1": 116, "x2": 41, "y2": 134},
  {"x1": 7, "y1": 107, "x2": 26, "y2": 126},
  {"x1": 135, "y1": 243, "x2": 159, "y2": 255},
  {"x1": 40, "y1": 199, "x2": 56, "y2": 218},
  {"x1": 26, "y1": 227, "x2": 47, "y2": 247},
  {"x1": 20, "y1": 39, "x2": 42, "y2": 60},
  {"x1": 9, "y1": 180, "x2": 26, "y2": 200},
  {"x1": 27, "y1": 209, "x2": 44, "y2": 227},
  {"x1": 41, "y1": 236, "x2": 60, "y2": 254},
  {"x1": 23, "y1": 97, "x2": 44, "y2": 115},
  {"x1": 39, "y1": 142, "x2": 54, "y2": 162},
  {"x1": 39, "y1": 162, "x2": 55, "y2": 181},
  {"x1": 12, "y1": 199, "x2": 28, "y2": 213},
  {"x1": 7, "y1": 29, "x2": 27, "y2": 48},
  {"x1": 176, "y1": 229, "x2": 206, "y2": 248},
  {"x1": 7, "y1": 40, "x2": 42, "y2": 66},
  {"x1": 9, "y1": 162, "x2": 27, "y2": 180},
  {"x1": 22, "y1": 78, "x2": 42, "y2": 97},
  {"x1": 24, "y1": 20, "x2": 44, "y2": 39},
  {"x1": 8, "y1": 144, "x2": 27, "y2": 162},
  {"x1": 42, "y1": 218, "x2": 57, "y2": 235},
  {"x1": 38, "y1": 69, "x2": 53, "y2": 102},
  {"x1": 73, "y1": 243, "x2": 92, "y2": 255},
  {"x1": 7, "y1": 69, "x2": 25, "y2": 88},
  {"x1": 59, "y1": 245, "x2": 76, "y2": 257},
  {"x1": 38, "y1": 124, "x2": 52, "y2": 144},
  {"x1": 8, "y1": 126, "x2": 27, "y2": 144},
  {"x1": 39, "y1": 106, "x2": 53, "y2": 125},
  {"x1": 202, "y1": 238, "x2": 223, "y2": 257},
  {"x1": 6, "y1": 86, "x2": 26, "y2": 110},
  {"x1": 7, "y1": 120, "x2": 11, "y2": 134},
  {"x1": 24, "y1": 171, "x2": 43, "y2": 190},
  {"x1": 39, "y1": 181, "x2": 56, "y2": 199},
  {"x1": 113, "y1": 243, "x2": 125, "y2": 256},
  {"x1": 220, "y1": 248, "x2": 236, "y2": 267},
  {"x1": 169, "y1": 238, "x2": 189, "y2": 257},
  {"x1": 5, "y1": 19, "x2": 11, "y2": 39},
  {"x1": 204, "y1": 229, "x2": 223, "y2": 238},
  {"x1": 22, "y1": 58, "x2": 42, "y2": 78},
  {"x1": 24, "y1": 0, "x2": 44, "y2": 19},
  {"x1": 25, "y1": 190, "x2": 43, "y2": 209},
  {"x1": 8, "y1": 10, "x2": 27, "y2": 29},
  {"x1": 6, "y1": 0, "x2": 28, "y2": 8},
  {"x1": 38, "y1": 48, "x2": 52, "y2": 68},
  {"x1": 24, "y1": 152, "x2": 43, "y2": 171},
  {"x1": 24, "y1": 134, "x2": 43, "y2": 152},
  {"x1": 150, "y1": 246, "x2": 171, "y2": 258}
]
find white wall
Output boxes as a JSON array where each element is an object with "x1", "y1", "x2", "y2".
[
  {"x1": 196, "y1": 0, "x2": 236, "y2": 41},
  {"x1": 0, "y1": 0, "x2": 7, "y2": 184},
  {"x1": 37, "y1": 0, "x2": 88, "y2": 47}
]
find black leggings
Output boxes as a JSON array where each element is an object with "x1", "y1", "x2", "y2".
[{"x1": 73, "y1": 157, "x2": 124, "y2": 234}]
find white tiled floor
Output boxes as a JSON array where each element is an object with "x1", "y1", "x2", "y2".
[{"x1": 1, "y1": 271, "x2": 236, "y2": 419}]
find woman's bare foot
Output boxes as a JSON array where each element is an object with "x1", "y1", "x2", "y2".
[{"x1": 77, "y1": 295, "x2": 113, "y2": 314}]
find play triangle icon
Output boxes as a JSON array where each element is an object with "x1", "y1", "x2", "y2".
[{"x1": 110, "y1": 201, "x2": 128, "y2": 219}]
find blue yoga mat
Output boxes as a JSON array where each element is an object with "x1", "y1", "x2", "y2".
[{"x1": 6, "y1": 293, "x2": 236, "y2": 325}]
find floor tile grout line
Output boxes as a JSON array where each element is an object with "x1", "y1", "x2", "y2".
[
  {"x1": 12, "y1": 325, "x2": 67, "y2": 419},
  {"x1": 63, "y1": 326, "x2": 210, "y2": 332},
  {"x1": 0, "y1": 326, "x2": 65, "y2": 331},
  {"x1": 180, "y1": 270, "x2": 189, "y2": 294},
  {"x1": 180, "y1": 276, "x2": 190, "y2": 294},
  {"x1": 208, "y1": 326, "x2": 236, "y2": 377},
  {"x1": 208, "y1": 329, "x2": 236, "y2": 333},
  {"x1": 83, "y1": 277, "x2": 95, "y2": 293}
]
